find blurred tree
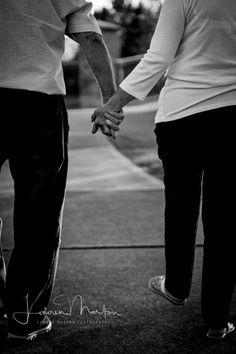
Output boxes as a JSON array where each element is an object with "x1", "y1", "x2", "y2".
[
  {"x1": 112, "y1": 0, "x2": 125, "y2": 11},
  {"x1": 95, "y1": 0, "x2": 162, "y2": 57}
]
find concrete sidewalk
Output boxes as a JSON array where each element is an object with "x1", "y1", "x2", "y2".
[
  {"x1": 0, "y1": 103, "x2": 235, "y2": 353},
  {"x1": 0, "y1": 104, "x2": 163, "y2": 196}
]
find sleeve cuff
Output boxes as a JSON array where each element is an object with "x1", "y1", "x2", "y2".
[
  {"x1": 66, "y1": 1, "x2": 102, "y2": 35},
  {"x1": 67, "y1": 21, "x2": 102, "y2": 35},
  {"x1": 119, "y1": 82, "x2": 146, "y2": 101}
]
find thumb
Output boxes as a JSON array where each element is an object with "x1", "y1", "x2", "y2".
[{"x1": 91, "y1": 112, "x2": 97, "y2": 122}]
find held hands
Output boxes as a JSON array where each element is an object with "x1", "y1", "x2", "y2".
[{"x1": 91, "y1": 104, "x2": 124, "y2": 139}]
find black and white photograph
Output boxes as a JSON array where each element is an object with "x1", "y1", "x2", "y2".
[{"x1": 0, "y1": 0, "x2": 236, "y2": 353}]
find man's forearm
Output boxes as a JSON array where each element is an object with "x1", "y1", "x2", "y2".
[{"x1": 70, "y1": 32, "x2": 116, "y2": 103}]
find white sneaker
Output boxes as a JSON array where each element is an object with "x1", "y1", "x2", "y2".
[
  {"x1": 148, "y1": 275, "x2": 187, "y2": 305},
  {"x1": 207, "y1": 322, "x2": 235, "y2": 339},
  {"x1": 8, "y1": 316, "x2": 52, "y2": 341}
]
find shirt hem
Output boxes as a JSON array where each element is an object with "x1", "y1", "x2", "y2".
[
  {"x1": 0, "y1": 84, "x2": 65, "y2": 96},
  {"x1": 155, "y1": 101, "x2": 236, "y2": 123}
]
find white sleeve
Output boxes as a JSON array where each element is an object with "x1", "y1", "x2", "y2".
[{"x1": 120, "y1": 0, "x2": 186, "y2": 100}]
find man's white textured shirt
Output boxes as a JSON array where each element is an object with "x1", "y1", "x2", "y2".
[{"x1": 0, "y1": 0, "x2": 101, "y2": 95}]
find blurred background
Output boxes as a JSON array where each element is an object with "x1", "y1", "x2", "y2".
[{"x1": 63, "y1": 0, "x2": 165, "y2": 109}]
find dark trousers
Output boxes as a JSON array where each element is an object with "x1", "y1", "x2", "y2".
[
  {"x1": 155, "y1": 106, "x2": 236, "y2": 330},
  {"x1": 0, "y1": 88, "x2": 69, "y2": 324}
]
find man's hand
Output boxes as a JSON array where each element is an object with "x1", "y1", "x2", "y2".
[{"x1": 91, "y1": 105, "x2": 124, "y2": 139}]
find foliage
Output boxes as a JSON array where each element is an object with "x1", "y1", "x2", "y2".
[{"x1": 95, "y1": 0, "x2": 162, "y2": 57}]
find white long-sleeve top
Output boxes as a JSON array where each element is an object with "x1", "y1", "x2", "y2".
[{"x1": 120, "y1": 0, "x2": 236, "y2": 122}]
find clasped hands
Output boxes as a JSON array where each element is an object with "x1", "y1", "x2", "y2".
[{"x1": 91, "y1": 104, "x2": 124, "y2": 139}]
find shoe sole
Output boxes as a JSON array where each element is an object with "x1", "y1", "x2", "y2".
[
  {"x1": 8, "y1": 321, "x2": 52, "y2": 341},
  {"x1": 148, "y1": 277, "x2": 187, "y2": 305}
]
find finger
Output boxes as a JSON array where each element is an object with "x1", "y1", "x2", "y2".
[
  {"x1": 104, "y1": 114, "x2": 123, "y2": 125},
  {"x1": 102, "y1": 125, "x2": 112, "y2": 136},
  {"x1": 92, "y1": 123, "x2": 99, "y2": 134},
  {"x1": 91, "y1": 112, "x2": 97, "y2": 122},
  {"x1": 107, "y1": 110, "x2": 125, "y2": 119},
  {"x1": 106, "y1": 119, "x2": 120, "y2": 131},
  {"x1": 110, "y1": 129, "x2": 116, "y2": 140}
]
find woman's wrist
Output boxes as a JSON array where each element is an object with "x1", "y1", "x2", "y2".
[{"x1": 106, "y1": 87, "x2": 134, "y2": 112}]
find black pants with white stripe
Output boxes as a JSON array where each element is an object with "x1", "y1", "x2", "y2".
[
  {"x1": 0, "y1": 88, "x2": 69, "y2": 326},
  {"x1": 155, "y1": 105, "x2": 236, "y2": 330}
]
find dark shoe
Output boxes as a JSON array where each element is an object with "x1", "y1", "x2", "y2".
[
  {"x1": 8, "y1": 315, "x2": 52, "y2": 341},
  {"x1": 148, "y1": 275, "x2": 187, "y2": 305},
  {"x1": 207, "y1": 322, "x2": 235, "y2": 339}
]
